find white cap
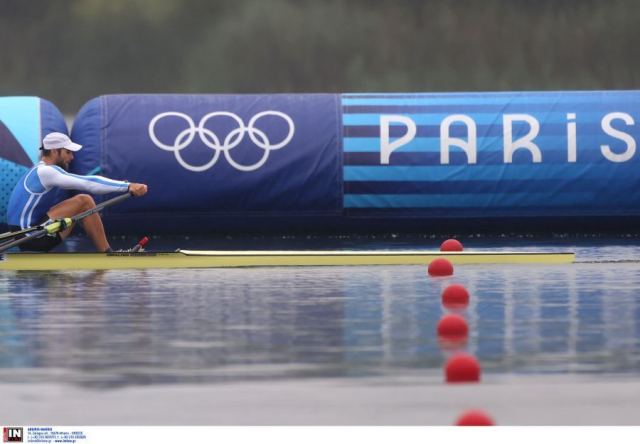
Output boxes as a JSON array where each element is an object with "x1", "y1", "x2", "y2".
[{"x1": 42, "y1": 132, "x2": 82, "y2": 152}]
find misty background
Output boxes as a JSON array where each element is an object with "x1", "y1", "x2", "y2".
[{"x1": 1, "y1": 0, "x2": 639, "y2": 114}]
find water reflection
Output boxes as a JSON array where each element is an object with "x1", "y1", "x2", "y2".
[{"x1": 0, "y1": 261, "x2": 639, "y2": 388}]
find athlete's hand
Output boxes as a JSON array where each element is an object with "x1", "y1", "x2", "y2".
[{"x1": 128, "y1": 183, "x2": 148, "y2": 197}]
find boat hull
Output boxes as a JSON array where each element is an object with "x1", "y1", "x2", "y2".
[{"x1": 0, "y1": 250, "x2": 575, "y2": 271}]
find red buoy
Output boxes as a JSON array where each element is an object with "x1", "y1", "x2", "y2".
[
  {"x1": 441, "y1": 284, "x2": 470, "y2": 308},
  {"x1": 437, "y1": 314, "x2": 469, "y2": 338},
  {"x1": 455, "y1": 409, "x2": 495, "y2": 426},
  {"x1": 428, "y1": 258, "x2": 454, "y2": 277},
  {"x1": 445, "y1": 353, "x2": 481, "y2": 383},
  {"x1": 440, "y1": 239, "x2": 463, "y2": 251}
]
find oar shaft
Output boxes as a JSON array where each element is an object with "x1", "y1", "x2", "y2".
[
  {"x1": 0, "y1": 232, "x2": 40, "y2": 253},
  {"x1": 0, "y1": 225, "x2": 42, "y2": 241},
  {"x1": 0, "y1": 221, "x2": 64, "y2": 252},
  {"x1": 0, "y1": 192, "x2": 131, "y2": 254},
  {"x1": 71, "y1": 192, "x2": 132, "y2": 223}
]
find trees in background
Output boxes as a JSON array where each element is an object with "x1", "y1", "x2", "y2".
[{"x1": 1, "y1": 0, "x2": 638, "y2": 112}]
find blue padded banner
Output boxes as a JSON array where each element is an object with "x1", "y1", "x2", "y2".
[
  {"x1": 71, "y1": 94, "x2": 341, "y2": 231},
  {"x1": 342, "y1": 90, "x2": 640, "y2": 218}
]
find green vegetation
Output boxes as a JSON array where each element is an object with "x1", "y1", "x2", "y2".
[{"x1": 1, "y1": 0, "x2": 638, "y2": 112}]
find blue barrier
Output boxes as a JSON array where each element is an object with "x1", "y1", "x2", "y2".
[
  {"x1": 71, "y1": 94, "x2": 341, "y2": 233},
  {"x1": 0, "y1": 97, "x2": 67, "y2": 227},
  {"x1": 64, "y1": 91, "x2": 640, "y2": 234},
  {"x1": 342, "y1": 91, "x2": 640, "y2": 222}
]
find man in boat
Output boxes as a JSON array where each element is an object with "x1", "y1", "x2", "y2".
[{"x1": 6, "y1": 132, "x2": 147, "y2": 252}]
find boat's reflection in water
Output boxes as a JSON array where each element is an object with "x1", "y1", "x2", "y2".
[{"x1": 0, "y1": 260, "x2": 639, "y2": 388}]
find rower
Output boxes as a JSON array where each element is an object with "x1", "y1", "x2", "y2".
[{"x1": 5, "y1": 132, "x2": 147, "y2": 252}]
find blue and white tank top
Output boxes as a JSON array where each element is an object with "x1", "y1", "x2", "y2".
[{"x1": 7, "y1": 162, "x2": 129, "y2": 228}]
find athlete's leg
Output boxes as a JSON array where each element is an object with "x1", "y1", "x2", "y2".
[{"x1": 47, "y1": 194, "x2": 111, "y2": 252}]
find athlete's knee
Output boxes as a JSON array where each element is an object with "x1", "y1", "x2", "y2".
[{"x1": 75, "y1": 194, "x2": 96, "y2": 210}]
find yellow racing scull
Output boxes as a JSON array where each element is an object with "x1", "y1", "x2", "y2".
[{"x1": 0, "y1": 249, "x2": 575, "y2": 270}]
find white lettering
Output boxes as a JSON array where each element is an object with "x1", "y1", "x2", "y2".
[
  {"x1": 440, "y1": 114, "x2": 477, "y2": 164},
  {"x1": 503, "y1": 114, "x2": 542, "y2": 163},
  {"x1": 600, "y1": 112, "x2": 636, "y2": 163},
  {"x1": 380, "y1": 115, "x2": 417, "y2": 165},
  {"x1": 567, "y1": 113, "x2": 577, "y2": 162},
  {"x1": 374, "y1": 111, "x2": 637, "y2": 166}
]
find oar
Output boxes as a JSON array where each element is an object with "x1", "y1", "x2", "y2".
[
  {"x1": 0, "y1": 192, "x2": 131, "y2": 254},
  {"x1": 0, "y1": 224, "x2": 47, "y2": 242}
]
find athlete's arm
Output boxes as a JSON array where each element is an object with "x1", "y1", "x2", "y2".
[{"x1": 38, "y1": 165, "x2": 129, "y2": 194}]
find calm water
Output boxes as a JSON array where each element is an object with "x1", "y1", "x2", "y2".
[{"x1": 1, "y1": 241, "x2": 640, "y2": 391}]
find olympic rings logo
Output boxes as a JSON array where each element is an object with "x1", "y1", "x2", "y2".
[{"x1": 148, "y1": 111, "x2": 295, "y2": 172}]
